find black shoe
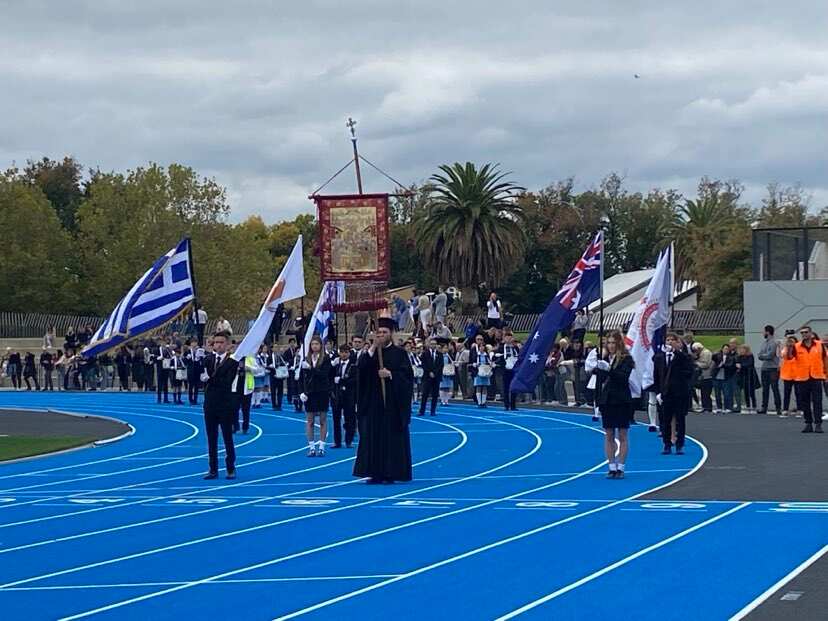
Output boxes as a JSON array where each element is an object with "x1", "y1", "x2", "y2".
[
  {"x1": 203, "y1": 472, "x2": 218, "y2": 480},
  {"x1": 226, "y1": 470, "x2": 236, "y2": 480},
  {"x1": 331, "y1": 444, "x2": 342, "y2": 449},
  {"x1": 676, "y1": 446, "x2": 685, "y2": 455},
  {"x1": 345, "y1": 443, "x2": 352, "y2": 448},
  {"x1": 367, "y1": 478, "x2": 383, "y2": 485},
  {"x1": 661, "y1": 446, "x2": 672, "y2": 455},
  {"x1": 417, "y1": 412, "x2": 425, "y2": 417},
  {"x1": 606, "y1": 470, "x2": 617, "y2": 479},
  {"x1": 616, "y1": 470, "x2": 625, "y2": 479},
  {"x1": 648, "y1": 425, "x2": 657, "y2": 432},
  {"x1": 756, "y1": 409, "x2": 766, "y2": 414},
  {"x1": 242, "y1": 427, "x2": 249, "y2": 435},
  {"x1": 815, "y1": 424, "x2": 824, "y2": 434},
  {"x1": 430, "y1": 413, "x2": 436, "y2": 417},
  {"x1": 803, "y1": 424, "x2": 814, "y2": 433}
]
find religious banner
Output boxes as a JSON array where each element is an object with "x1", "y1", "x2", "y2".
[{"x1": 315, "y1": 193, "x2": 390, "y2": 281}]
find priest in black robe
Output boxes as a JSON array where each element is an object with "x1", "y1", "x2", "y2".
[{"x1": 353, "y1": 317, "x2": 413, "y2": 483}]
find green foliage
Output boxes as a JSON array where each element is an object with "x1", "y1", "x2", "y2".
[
  {"x1": 23, "y1": 156, "x2": 84, "y2": 231},
  {"x1": 0, "y1": 173, "x2": 76, "y2": 311},
  {"x1": 3, "y1": 152, "x2": 820, "y2": 318},
  {"x1": 416, "y1": 162, "x2": 526, "y2": 294}
]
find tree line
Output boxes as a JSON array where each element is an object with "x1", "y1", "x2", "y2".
[{"x1": 1, "y1": 156, "x2": 825, "y2": 318}]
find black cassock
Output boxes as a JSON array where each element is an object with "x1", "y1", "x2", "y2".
[{"x1": 353, "y1": 343, "x2": 413, "y2": 482}]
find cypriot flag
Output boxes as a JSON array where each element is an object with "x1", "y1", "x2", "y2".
[{"x1": 233, "y1": 235, "x2": 306, "y2": 360}]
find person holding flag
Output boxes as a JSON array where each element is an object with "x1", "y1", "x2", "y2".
[
  {"x1": 624, "y1": 244, "x2": 674, "y2": 433},
  {"x1": 594, "y1": 330, "x2": 636, "y2": 479}
]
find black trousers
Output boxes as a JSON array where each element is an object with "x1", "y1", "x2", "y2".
[
  {"x1": 503, "y1": 369, "x2": 517, "y2": 410},
  {"x1": 24, "y1": 374, "x2": 40, "y2": 391},
  {"x1": 144, "y1": 364, "x2": 155, "y2": 391},
  {"x1": 205, "y1": 412, "x2": 236, "y2": 474},
  {"x1": 270, "y1": 377, "x2": 284, "y2": 409},
  {"x1": 196, "y1": 324, "x2": 205, "y2": 347},
  {"x1": 783, "y1": 380, "x2": 799, "y2": 411},
  {"x1": 760, "y1": 369, "x2": 782, "y2": 412},
  {"x1": 156, "y1": 366, "x2": 169, "y2": 402},
  {"x1": 798, "y1": 379, "x2": 824, "y2": 425},
  {"x1": 419, "y1": 376, "x2": 440, "y2": 415},
  {"x1": 188, "y1": 372, "x2": 200, "y2": 404},
  {"x1": 660, "y1": 398, "x2": 689, "y2": 448},
  {"x1": 117, "y1": 367, "x2": 130, "y2": 390},
  {"x1": 699, "y1": 378, "x2": 713, "y2": 411},
  {"x1": 236, "y1": 393, "x2": 252, "y2": 431},
  {"x1": 332, "y1": 390, "x2": 356, "y2": 446}
]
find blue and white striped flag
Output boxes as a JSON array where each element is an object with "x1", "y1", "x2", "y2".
[
  {"x1": 301, "y1": 280, "x2": 345, "y2": 361},
  {"x1": 83, "y1": 239, "x2": 196, "y2": 357}
]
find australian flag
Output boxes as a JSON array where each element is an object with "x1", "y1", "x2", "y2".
[{"x1": 510, "y1": 231, "x2": 604, "y2": 394}]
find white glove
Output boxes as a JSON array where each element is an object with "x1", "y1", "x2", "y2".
[
  {"x1": 334, "y1": 377, "x2": 340, "y2": 384},
  {"x1": 656, "y1": 393, "x2": 663, "y2": 406},
  {"x1": 331, "y1": 357, "x2": 341, "y2": 366},
  {"x1": 299, "y1": 393, "x2": 308, "y2": 403},
  {"x1": 200, "y1": 370, "x2": 209, "y2": 383},
  {"x1": 596, "y1": 360, "x2": 610, "y2": 372},
  {"x1": 301, "y1": 361, "x2": 311, "y2": 370}
]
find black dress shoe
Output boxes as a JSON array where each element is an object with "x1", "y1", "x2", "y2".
[
  {"x1": 648, "y1": 425, "x2": 657, "y2": 432},
  {"x1": 676, "y1": 447, "x2": 685, "y2": 455},
  {"x1": 803, "y1": 424, "x2": 814, "y2": 433},
  {"x1": 615, "y1": 470, "x2": 625, "y2": 479},
  {"x1": 661, "y1": 446, "x2": 672, "y2": 455},
  {"x1": 226, "y1": 471, "x2": 236, "y2": 480},
  {"x1": 815, "y1": 424, "x2": 824, "y2": 434},
  {"x1": 203, "y1": 472, "x2": 218, "y2": 480},
  {"x1": 367, "y1": 478, "x2": 383, "y2": 484},
  {"x1": 606, "y1": 470, "x2": 617, "y2": 479}
]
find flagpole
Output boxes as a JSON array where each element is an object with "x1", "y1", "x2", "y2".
[
  {"x1": 185, "y1": 236, "x2": 199, "y2": 333},
  {"x1": 598, "y1": 230, "x2": 605, "y2": 348},
  {"x1": 669, "y1": 241, "x2": 676, "y2": 329}
]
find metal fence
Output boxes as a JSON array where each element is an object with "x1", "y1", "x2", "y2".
[{"x1": 752, "y1": 226, "x2": 828, "y2": 281}]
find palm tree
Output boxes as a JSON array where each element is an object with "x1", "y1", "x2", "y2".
[
  {"x1": 416, "y1": 162, "x2": 526, "y2": 307},
  {"x1": 663, "y1": 195, "x2": 739, "y2": 299}
]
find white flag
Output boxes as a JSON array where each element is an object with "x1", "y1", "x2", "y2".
[
  {"x1": 233, "y1": 236, "x2": 306, "y2": 360},
  {"x1": 625, "y1": 244, "x2": 672, "y2": 396}
]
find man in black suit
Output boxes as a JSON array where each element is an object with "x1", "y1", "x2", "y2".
[
  {"x1": 652, "y1": 333, "x2": 695, "y2": 455},
  {"x1": 331, "y1": 343, "x2": 358, "y2": 448},
  {"x1": 201, "y1": 331, "x2": 239, "y2": 479},
  {"x1": 418, "y1": 337, "x2": 441, "y2": 417}
]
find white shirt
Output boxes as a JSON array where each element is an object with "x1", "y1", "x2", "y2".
[
  {"x1": 196, "y1": 309, "x2": 208, "y2": 324},
  {"x1": 487, "y1": 299, "x2": 502, "y2": 319}
]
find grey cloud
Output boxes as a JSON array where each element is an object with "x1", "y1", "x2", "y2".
[{"x1": 2, "y1": 1, "x2": 827, "y2": 221}]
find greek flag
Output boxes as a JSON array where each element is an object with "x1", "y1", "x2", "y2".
[
  {"x1": 300, "y1": 280, "x2": 345, "y2": 362},
  {"x1": 83, "y1": 239, "x2": 196, "y2": 357}
]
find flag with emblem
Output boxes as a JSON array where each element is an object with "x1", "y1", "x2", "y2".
[
  {"x1": 83, "y1": 238, "x2": 196, "y2": 357},
  {"x1": 509, "y1": 231, "x2": 604, "y2": 394},
  {"x1": 233, "y1": 235, "x2": 306, "y2": 360}
]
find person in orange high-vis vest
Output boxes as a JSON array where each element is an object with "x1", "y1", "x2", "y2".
[
  {"x1": 778, "y1": 333, "x2": 800, "y2": 417},
  {"x1": 794, "y1": 326, "x2": 827, "y2": 433}
]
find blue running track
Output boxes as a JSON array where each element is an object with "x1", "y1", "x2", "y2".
[{"x1": 0, "y1": 391, "x2": 825, "y2": 620}]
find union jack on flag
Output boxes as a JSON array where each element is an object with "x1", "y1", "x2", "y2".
[
  {"x1": 556, "y1": 231, "x2": 603, "y2": 310},
  {"x1": 509, "y1": 230, "x2": 604, "y2": 394}
]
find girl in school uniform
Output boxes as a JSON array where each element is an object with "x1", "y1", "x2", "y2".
[
  {"x1": 438, "y1": 341, "x2": 455, "y2": 406},
  {"x1": 170, "y1": 347, "x2": 186, "y2": 404},
  {"x1": 594, "y1": 331, "x2": 635, "y2": 479},
  {"x1": 472, "y1": 344, "x2": 494, "y2": 408},
  {"x1": 405, "y1": 341, "x2": 423, "y2": 405},
  {"x1": 300, "y1": 336, "x2": 333, "y2": 457}
]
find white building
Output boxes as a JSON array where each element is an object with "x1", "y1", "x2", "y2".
[{"x1": 587, "y1": 269, "x2": 697, "y2": 314}]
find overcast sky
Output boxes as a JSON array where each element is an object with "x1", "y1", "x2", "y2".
[{"x1": 2, "y1": 1, "x2": 827, "y2": 222}]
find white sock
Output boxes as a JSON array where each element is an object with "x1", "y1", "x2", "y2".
[
  {"x1": 308, "y1": 440, "x2": 315, "y2": 449},
  {"x1": 316, "y1": 440, "x2": 325, "y2": 450},
  {"x1": 609, "y1": 462, "x2": 618, "y2": 471},
  {"x1": 618, "y1": 463, "x2": 626, "y2": 472}
]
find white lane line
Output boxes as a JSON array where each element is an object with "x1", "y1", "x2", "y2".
[
  {"x1": 0, "y1": 417, "x2": 466, "y2": 570},
  {"x1": 0, "y1": 406, "x2": 198, "y2": 481},
  {"x1": 0, "y1": 408, "x2": 199, "y2": 486},
  {"x1": 46, "y1": 415, "x2": 534, "y2": 618},
  {"x1": 2, "y1": 575, "x2": 401, "y2": 590},
  {"x1": 494, "y1": 503, "x2": 752, "y2": 619},
  {"x1": 268, "y1": 408, "x2": 710, "y2": 620},
  {"x1": 55, "y1": 413, "x2": 613, "y2": 620},
  {"x1": 0, "y1": 406, "x2": 260, "y2": 495},
  {"x1": 729, "y1": 542, "x2": 828, "y2": 620}
]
